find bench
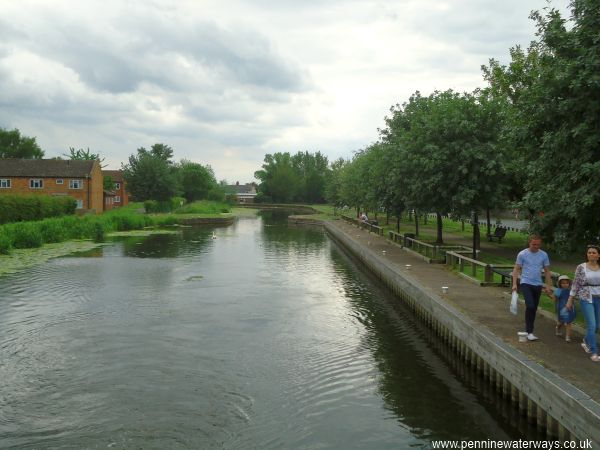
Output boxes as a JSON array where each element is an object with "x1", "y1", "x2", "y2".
[
  {"x1": 487, "y1": 227, "x2": 507, "y2": 243},
  {"x1": 491, "y1": 267, "x2": 513, "y2": 285},
  {"x1": 492, "y1": 269, "x2": 560, "y2": 287}
]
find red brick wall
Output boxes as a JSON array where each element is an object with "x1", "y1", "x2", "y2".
[
  {"x1": 0, "y1": 160, "x2": 104, "y2": 213},
  {"x1": 89, "y1": 161, "x2": 103, "y2": 213}
]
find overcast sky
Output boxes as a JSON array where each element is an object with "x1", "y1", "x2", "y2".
[{"x1": 0, "y1": 0, "x2": 571, "y2": 183}]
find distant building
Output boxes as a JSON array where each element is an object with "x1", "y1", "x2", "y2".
[
  {"x1": 227, "y1": 182, "x2": 257, "y2": 203},
  {"x1": 102, "y1": 170, "x2": 129, "y2": 209},
  {"x1": 0, "y1": 158, "x2": 104, "y2": 213}
]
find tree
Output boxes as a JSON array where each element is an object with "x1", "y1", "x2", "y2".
[
  {"x1": 0, "y1": 128, "x2": 44, "y2": 159},
  {"x1": 482, "y1": 0, "x2": 600, "y2": 250},
  {"x1": 338, "y1": 150, "x2": 371, "y2": 217},
  {"x1": 103, "y1": 176, "x2": 115, "y2": 191},
  {"x1": 254, "y1": 153, "x2": 301, "y2": 203},
  {"x1": 122, "y1": 145, "x2": 179, "y2": 202},
  {"x1": 291, "y1": 151, "x2": 330, "y2": 203},
  {"x1": 178, "y1": 160, "x2": 217, "y2": 202},
  {"x1": 63, "y1": 147, "x2": 106, "y2": 167},
  {"x1": 142, "y1": 143, "x2": 174, "y2": 163},
  {"x1": 381, "y1": 90, "x2": 506, "y2": 248},
  {"x1": 325, "y1": 158, "x2": 347, "y2": 213}
]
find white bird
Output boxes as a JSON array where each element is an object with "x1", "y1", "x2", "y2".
[{"x1": 212, "y1": 232, "x2": 217, "y2": 239}]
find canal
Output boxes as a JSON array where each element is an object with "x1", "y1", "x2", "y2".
[{"x1": 0, "y1": 211, "x2": 539, "y2": 449}]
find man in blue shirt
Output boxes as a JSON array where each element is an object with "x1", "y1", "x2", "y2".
[{"x1": 512, "y1": 234, "x2": 553, "y2": 341}]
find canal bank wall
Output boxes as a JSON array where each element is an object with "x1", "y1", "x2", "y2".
[{"x1": 323, "y1": 220, "x2": 600, "y2": 445}]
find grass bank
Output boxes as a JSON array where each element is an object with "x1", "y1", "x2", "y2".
[{"x1": 0, "y1": 200, "x2": 235, "y2": 255}]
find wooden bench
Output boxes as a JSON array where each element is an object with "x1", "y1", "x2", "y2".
[
  {"x1": 491, "y1": 267, "x2": 513, "y2": 285},
  {"x1": 487, "y1": 227, "x2": 507, "y2": 243}
]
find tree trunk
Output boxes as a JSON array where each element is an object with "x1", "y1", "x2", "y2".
[
  {"x1": 472, "y1": 211, "x2": 480, "y2": 259},
  {"x1": 386, "y1": 211, "x2": 390, "y2": 226},
  {"x1": 396, "y1": 216, "x2": 400, "y2": 233},
  {"x1": 415, "y1": 210, "x2": 419, "y2": 237},
  {"x1": 461, "y1": 219, "x2": 465, "y2": 232},
  {"x1": 486, "y1": 208, "x2": 491, "y2": 237},
  {"x1": 436, "y1": 212, "x2": 444, "y2": 244}
]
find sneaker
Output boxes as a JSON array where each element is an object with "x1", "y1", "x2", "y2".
[
  {"x1": 581, "y1": 341, "x2": 591, "y2": 354},
  {"x1": 565, "y1": 336, "x2": 571, "y2": 343},
  {"x1": 527, "y1": 333, "x2": 539, "y2": 341},
  {"x1": 591, "y1": 355, "x2": 600, "y2": 362},
  {"x1": 555, "y1": 325, "x2": 563, "y2": 336}
]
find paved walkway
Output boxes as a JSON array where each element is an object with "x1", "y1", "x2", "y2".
[{"x1": 330, "y1": 219, "x2": 599, "y2": 401}]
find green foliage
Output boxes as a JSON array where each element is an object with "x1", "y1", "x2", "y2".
[
  {"x1": 482, "y1": 0, "x2": 600, "y2": 249},
  {"x1": 0, "y1": 127, "x2": 44, "y2": 159},
  {"x1": 0, "y1": 209, "x2": 180, "y2": 254},
  {"x1": 9, "y1": 222, "x2": 44, "y2": 248},
  {"x1": 207, "y1": 185, "x2": 226, "y2": 202},
  {"x1": 0, "y1": 229, "x2": 12, "y2": 254},
  {"x1": 63, "y1": 147, "x2": 105, "y2": 166},
  {"x1": 324, "y1": 157, "x2": 347, "y2": 208},
  {"x1": 174, "y1": 200, "x2": 231, "y2": 214},
  {"x1": 93, "y1": 222, "x2": 105, "y2": 242},
  {"x1": 39, "y1": 218, "x2": 68, "y2": 243},
  {"x1": 0, "y1": 195, "x2": 76, "y2": 224},
  {"x1": 122, "y1": 144, "x2": 180, "y2": 202},
  {"x1": 103, "y1": 176, "x2": 115, "y2": 191},
  {"x1": 177, "y1": 160, "x2": 217, "y2": 202},
  {"x1": 144, "y1": 200, "x2": 173, "y2": 213},
  {"x1": 254, "y1": 151, "x2": 330, "y2": 203}
]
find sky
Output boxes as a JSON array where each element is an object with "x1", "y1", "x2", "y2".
[{"x1": 0, "y1": 0, "x2": 571, "y2": 183}]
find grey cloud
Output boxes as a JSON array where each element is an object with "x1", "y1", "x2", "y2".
[
  {"x1": 0, "y1": 9, "x2": 309, "y2": 96},
  {"x1": 402, "y1": 0, "x2": 552, "y2": 57}
]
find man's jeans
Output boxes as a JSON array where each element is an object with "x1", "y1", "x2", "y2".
[{"x1": 521, "y1": 283, "x2": 542, "y2": 334}]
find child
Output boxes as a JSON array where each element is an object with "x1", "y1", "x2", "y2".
[{"x1": 547, "y1": 275, "x2": 576, "y2": 342}]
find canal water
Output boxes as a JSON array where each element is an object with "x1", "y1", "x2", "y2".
[{"x1": 0, "y1": 211, "x2": 537, "y2": 449}]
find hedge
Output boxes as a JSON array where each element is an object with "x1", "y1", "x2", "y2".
[{"x1": 0, "y1": 194, "x2": 77, "y2": 224}]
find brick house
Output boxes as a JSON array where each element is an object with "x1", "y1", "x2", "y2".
[
  {"x1": 0, "y1": 159, "x2": 104, "y2": 213},
  {"x1": 102, "y1": 169, "x2": 129, "y2": 209}
]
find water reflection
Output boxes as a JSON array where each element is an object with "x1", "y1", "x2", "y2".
[
  {"x1": 328, "y1": 247, "x2": 528, "y2": 441},
  {"x1": 0, "y1": 213, "x2": 539, "y2": 449},
  {"x1": 259, "y1": 210, "x2": 326, "y2": 254},
  {"x1": 119, "y1": 228, "x2": 215, "y2": 258}
]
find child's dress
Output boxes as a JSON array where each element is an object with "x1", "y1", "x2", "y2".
[{"x1": 555, "y1": 287, "x2": 576, "y2": 323}]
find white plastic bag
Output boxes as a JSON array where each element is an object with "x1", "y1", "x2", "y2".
[{"x1": 510, "y1": 291, "x2": 518, "y2": 315}]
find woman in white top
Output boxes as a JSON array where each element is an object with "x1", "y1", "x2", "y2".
[{"x1": 566, "y1": 244, "x2": 600, "y2": 362}]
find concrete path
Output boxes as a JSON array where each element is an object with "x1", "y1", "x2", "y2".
[{"x1": 329, "y1": 219, "x2": 599, "y2": 401}]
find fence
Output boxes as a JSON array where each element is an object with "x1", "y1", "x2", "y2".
[
  {"x1": 341, "y1": 215, "x2": 383, "y2": 236},
  {"x1": 425, "y1": 213, "x2": 528, "y2": 233}
]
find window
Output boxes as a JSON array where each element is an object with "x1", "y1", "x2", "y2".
[
  {"x1": 69, "y1": 179, "x2": 83, "y2": 189},
  {"x1": 0, "y1": 179, "x2": 11, "y2": 188},
  {"x1": 114, "y1": 196, "x2": 121, "y2": 203},
  {"x1": 76, "y1": 199, "x2": 83, "y2": 209},
  {"x1": 30, "y1": 179, "x2": 43, "y2": 189},
  {"x1": 56, "y1": 179, "x2": 64, "y2": 185},
  {"x1": 114, "y1": 182, "x2": 121, "y2": 189}
]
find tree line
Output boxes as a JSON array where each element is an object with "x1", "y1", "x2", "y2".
[
  {"x1": 254, "y1": 0, "x2": 598, "y2": 253},
  {"x1": 323, "y1": 0, "x2": 599, "y2": 254}
]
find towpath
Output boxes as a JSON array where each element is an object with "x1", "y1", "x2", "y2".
[{"x1": 328, "y1": 219, "x2": 599, "y2": 401}]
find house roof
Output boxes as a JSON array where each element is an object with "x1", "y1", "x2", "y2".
[
  {"x1": 102, "y1": 170, "x2": 124, "y2": 182},
  {"x1": 0, "y1": 159, "x2": 97, "y2": 177},
  {"x1": 227, "y1": 183, "x2": 257, "y2": 195}
]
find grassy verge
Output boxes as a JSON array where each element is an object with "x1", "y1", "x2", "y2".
[{"x1": 0, "y1": 200, "x2": 241, "y2": 255}]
